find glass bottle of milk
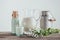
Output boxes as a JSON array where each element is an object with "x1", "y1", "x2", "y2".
[{"x1": 11, "y1": 11, "x2": 19, "y2": 35}]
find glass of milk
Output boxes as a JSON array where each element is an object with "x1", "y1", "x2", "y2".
[{"x1": 16, "y1": 26, "x2": 24, "y2": 36}]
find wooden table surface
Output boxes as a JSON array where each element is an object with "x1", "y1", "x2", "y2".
[{"x1": 0, "y1": 32, "x2": 60, "y2": 40}]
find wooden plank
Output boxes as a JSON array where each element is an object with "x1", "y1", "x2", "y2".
[{"x1": 0, "y1": 32, "x2": 60, "y2": 40}]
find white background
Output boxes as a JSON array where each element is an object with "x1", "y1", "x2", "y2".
[{"x1": 0, "y1": 0, "x2": 60, "y2": 32}]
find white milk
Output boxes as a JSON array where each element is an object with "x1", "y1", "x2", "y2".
[
  {"x1": 16, "y1": 26, "x2": 24, "y2": 36},
  {"x1": 11, "y1": 17, "x2": 19, "y2": 34},
  {"x1": 22, "y1": 17, "x2": 39, "y2": 33}
]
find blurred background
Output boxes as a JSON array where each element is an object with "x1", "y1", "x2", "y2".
[{"x1": 0, "y1": 0, "x2": 60, "y2": 32}]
